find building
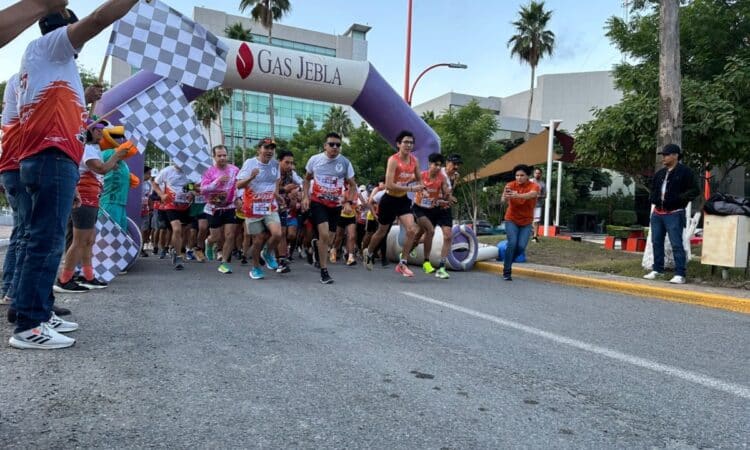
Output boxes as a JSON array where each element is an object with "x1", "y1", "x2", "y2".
[{"x1": 111, "y1": 7, "x2": 370, "y2": 149}]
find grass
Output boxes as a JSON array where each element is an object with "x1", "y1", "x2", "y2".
[{"x1": 477, "y1": 235, "x2": 750, "y2": 290}]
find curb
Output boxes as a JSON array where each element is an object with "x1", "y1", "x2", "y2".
[{"x1": 475, "y1": 262, "x2": 750, "y2": 315}]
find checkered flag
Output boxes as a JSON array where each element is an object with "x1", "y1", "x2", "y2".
[
  {"x1": 93, "y1": 209, "x2": 139, "y2": 283},
  {"x1": 107, "y1": 0, "x2": 229, "y2": 90},
  {"x1": 119, "y1": 78, "x2": 212, "y2": 176}
]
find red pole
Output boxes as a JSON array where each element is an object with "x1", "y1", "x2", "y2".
[{"x1": 404, "y1": 0, "x2": 413, "y2": 102}]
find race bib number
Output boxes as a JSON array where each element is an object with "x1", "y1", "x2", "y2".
[
  {"x1": 420, "y1": 197, "x2": 433, "y2": 208},
  {"x1": 253, "y1": 201, "x2": 272, "y2": 216}
]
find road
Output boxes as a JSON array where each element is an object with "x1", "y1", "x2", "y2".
[{"x1": 1, "y1": 254, "x2": 748, "y2": 448}]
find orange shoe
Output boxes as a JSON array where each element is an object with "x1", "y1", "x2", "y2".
[{"x1": 395, "y1": 262, "x2": 414, "y2": 277}]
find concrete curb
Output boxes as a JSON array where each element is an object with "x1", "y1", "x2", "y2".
[{"x1": 475, "y1": 261, "x2": 750, "y2": 315}]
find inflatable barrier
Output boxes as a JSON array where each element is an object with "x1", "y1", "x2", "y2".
[{"x1": 385, "y1": 224, "x2": 482, "y2": 271}]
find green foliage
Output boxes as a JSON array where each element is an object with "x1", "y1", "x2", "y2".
[
  {"x1": 611, "y1": 209, "x2": 637, "y2": 226},
  {"x1": 322, "y1": 105, "x2": 353, "y2": 138},
  {"x1": 225, "y1": 22, "x2": 253, "y2": 42},
  {"x1": 239, "y1": 0, "x2": 291, "y2": 29},
  {"x1": 606, "y1": 225, "x2": 641, "y2": 239},
  {"x1": 345, "y1": 122, "x2": 391, "y2": 185},
  {"x1": 287, "y1": 117, "x2": 325, "y2": 168}
]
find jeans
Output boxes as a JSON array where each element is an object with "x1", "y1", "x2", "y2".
[
  {"x1": 650, "y1": 210, "x2": 687, "y2": 277},
  {"x1": 1, "y1": 170, "x2": 30, "y2": 300},
  {"x1": 12, "y1": 150, "x2": 79, "y2": 332},
  {"x1": 503, "y1": 221, "x2": 532, "y2": 277}
]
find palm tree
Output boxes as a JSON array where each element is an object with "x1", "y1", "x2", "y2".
[
  {"x1": 507, "y1": 1, "x2": 555, "y2": 141},
  {"x1": 196, "y1": 88, "x2": 231, "y2": 148},
  {"x1": 193, "y1": 96, "x2": 218, "y2": 147},
  {"x1": 225, "y1": 22, "x2": 253, "y2": 159},
  {"x1": 323, "y1": 106, "x2": 354, "y2": 138},
  {"x1": 239, "y1": 0, "x2": 292, "y2": 140}
]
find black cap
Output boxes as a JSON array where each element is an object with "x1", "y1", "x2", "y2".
[
  {"x1": 658, "y1": 143, "x2": 682, "y2": 156},
  {"x1": 39, "y1": 9, "x2": 78, "y2": 35},
  {"x1": 446, "y1": 153, "x2": 463, "y2": 164}
]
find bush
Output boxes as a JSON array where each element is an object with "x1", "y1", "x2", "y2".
[
  {"x1": 606, "y1": 224, "x2": 644, "y2": 238},
  {"x1": 611, "y1": 209, "x2": 637, "y2": 225}
]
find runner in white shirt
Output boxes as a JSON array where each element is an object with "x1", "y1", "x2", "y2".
[
  {"x1": 302, "y1": 132, "x2": 358, "y2": 284},
  {"x1": 237, "y1": 138, "x2": 283, "y2": 280},
  {"x1": 152, "y1": 163, "x2": 193, "y2": 270}
]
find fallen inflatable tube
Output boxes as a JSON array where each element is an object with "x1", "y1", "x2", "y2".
[{"x1": 385, "y1": 224, "x2": 480, "y2": 271}]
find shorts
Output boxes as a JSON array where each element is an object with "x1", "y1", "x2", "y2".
[
  {"x1": 157, "y1": 210, "x2": 171, "y2": 230},
  {"x1": 378, "y1": 193, "x2": 413, "y2": 226},
  {"x1": 412, "y1": 205, "x2": 452, "y2": 228},
  {"x1": 309, "y1": 201, "x2": 342, "y2": 233},
  {"x1": 245, "y1": 212, "x2": 281, "y2": 235},
  {"x1": 165, "y1": 208, "x2": 192, "y2": 225},
  {"x1": 71, "y1": 205, "x2": 99, "y2": 230},
  {"x1": 365, "y1": 218, "x2": 378, "y2": 233},
  {"x1": 141, "y1": 211, "x2": 154, "y2": 232},
  {"x1": 337, "y1": 215, "x2": 356, "y2": 228},
  {"x1": 190, "y1": 213, "x2": 209, "y2": 229},
  {"x1": 286, "y1": 216, "x2": 299, "y2": 228},
  {"x1": 190, "y1": 202, "x2": 207, "y2": 217},
  {"x1": 533, "y1": 206, "x2": 543, "y2": 222},
  {"x1": 208, "y1": 209, "x2": 238, "y2": 229},
  {"x1": 279, "y1": 210, "x2": 289, "y2": 227}
]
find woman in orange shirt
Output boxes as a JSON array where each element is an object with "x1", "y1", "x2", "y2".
[{"x1": 500, "y1": 164, "x2": 540, "y2": 281}]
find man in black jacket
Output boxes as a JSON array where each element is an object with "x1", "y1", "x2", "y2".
[{"x1": 644, "y1": 144, "x2": 699, "y2": 284}]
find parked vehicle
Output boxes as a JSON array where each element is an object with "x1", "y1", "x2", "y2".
[{"x1": 460, "y1": 220, "x2": 494, "y2": 235}]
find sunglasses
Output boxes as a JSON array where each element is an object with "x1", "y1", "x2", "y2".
[{"x1": 327, "y1": 142, "x2": 341, "y2": 147}]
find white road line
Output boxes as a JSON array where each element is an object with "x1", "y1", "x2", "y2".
[{"x1": 401, "y1": 291, "x2": 750, "y2": 400}]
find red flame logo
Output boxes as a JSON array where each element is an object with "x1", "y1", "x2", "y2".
[{"x1": 236, "y1": 43, "x2": 254, "y2": 79}]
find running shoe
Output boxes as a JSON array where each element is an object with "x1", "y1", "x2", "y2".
[
  {"x1": 0, "y1": 295, "x2": 11, "y2": 305},
  {"x1": 395, "y1": 263, "x2": 414, "y2": 277},
  {"x1": 205, "y1": 242, "x2": 215, "y2": 261},
  {"x1": 435, "y1": 267, "x2": 450, "y2": 279},
  {"x1": 218, "y1": 263, "x2": 232, "y2": 274},
  {"x1": 503, "y1": 275, "x2": 512, "y2": 281},
  {"x1": 320, "y1": 269, "x2": 334, "y2": 284},
  {"x1": 185, "y1": 249, "x2": 196, "y2": 261},
  {"x1": 422, "y1": 261, "x2": 435, "y2": 274},
  {"x1": 262, "y1": 248, "x2": 278, "y2": 270},
  {"x1": 249, "y1": 267, "x2": 265, "y2": 280},
  {"x1": 276, "y1": 262, "x2": 291, "y2": 274},
  {"x1": 174, "y1": 256, "x2": 184, "y2": 271},
  {"x1": 240, "y1": 256, "x2": 248, "y2": 265},
  {"x1": 159, "y1": 248, "x2": 167, "y2": 259},
  {"x1": 9, "y1": 322, "x2": 75, "y2": 350},
  {"x1": 79, "y1": 278, "x2": 108, "y2": 290},
  {"x1": 346, "y1": 254, "x2": 357, "y2": 266},
  {"x1": 53, "y1": 278, "x2": 89, "y2": 294},
  {"x1": 46, "y1": 312, "x2": 79, "y2": 333},
  {"x1": 363, "y1": 248, "x2": 374, "y2": 271},
  {"x1": 329, "y1": 248, "x2": 337, "y2": 263},
  {"x1": 140, "y1": 249, "x2": 149, "y2": 258},
  {"x1": 195, "y1": 249, "x2": 206, "y2": 263}
]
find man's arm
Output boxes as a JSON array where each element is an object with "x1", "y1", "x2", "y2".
[
  {"x1": 66, "y1": 0, "x2": 139, "y2": 50},
  {"x1": 301, "y1": 173, "x2": 313, "y2": 211},
  {"x1": 0, "y1": 0, "x2": 67, "y2": 48}
]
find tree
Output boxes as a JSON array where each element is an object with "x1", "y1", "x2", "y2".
[
  {"x1": 323, "y1": 105, "x2": 353, "y2": 138},
  {"x1": 192, "y1": 95, "x2": 218, "y2": 147},
  {"x1": 575, "y1": 0, "x2": 750, "y2": 193},
  {"x1": 224, "y1": 22, "x2": 253, "y2": 159},
  {"x1": 239, "y1": 0, "x2": 292, "y2": 140},
  {"x1": 657, "y1": 0, "x2": 682, "y2": 168},
  {"x1": 507, "y1": 1, "x2": 555, "y2": 141},
  {"x1": 345, "y1": 122, "x2": 392, "y2": 185},
  {"x1": 287, "y1": 117, "x2": 326, "y2": 171},
  {"x1": 430, "y1": 100, "x2": 502, "y2": 225}
]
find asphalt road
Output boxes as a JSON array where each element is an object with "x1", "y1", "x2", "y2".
[{"x1": 1, "y1": 253, "x2": 748, "y2": 448}]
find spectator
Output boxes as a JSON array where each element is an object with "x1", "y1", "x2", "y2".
[{"x1": 500, "y1": 164, "x2": 540, "y2": 281}]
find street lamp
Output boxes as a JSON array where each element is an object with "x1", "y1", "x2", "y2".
[{"x1": 407, "y1": 63, "x2": 468, "y2": 105}]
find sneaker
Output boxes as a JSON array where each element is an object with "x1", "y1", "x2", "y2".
[
  {"x1": 363, "y1": 248, "x2": 374, "y2": 271},
  {"x1": 276, "y1": 262, "x2": 291, "y2": 274},
  {"x1": 205, "y1": 242, "x2": 215, "y2": 261},
  {"x1": 329, "y1": 248, "x2": 337, "y2": 263},
  {"x1": 532, "y1": 237, "x2": 539, "y2": 243},
  {"x1": 249, "y1": 267, "x2": 265, "y2": 280},
  {"x1": 0, "y1": 295, "x2": 11, "y2": 305},
  {"x1": 320, "y1": 269, "x2": 334, "y2": 284},
  {"x1": 140, "y1": 249, "x2": 149, "y2": 258},
  {"x1": 346, "y1": 254, "x2": 357, "y2": 266},
  {"x1": 9, "y1": 323, "x2": 75, "y2": 349},
  {"x1": 52, "y1": 305, "x2": 71, "y2": 316},
  {"x1": 152, "y1": 247, "x2": 159, "y2": 256},
  {"x1": 79, "y1": 278, "x2": 108, "y2": 290},
  {"x1": 218, "y1": 263, "x2": 232, "y2": 274},
  {"x1": 195, "y1": 249, "x2": 206, "y2": 263},
  {"x1": 643, "y1": 271, "x2": 663, "y2": 280},
  {"x1": 53, "y1": 278, "x2": 89, "y2": 294},
  {"x1": 174, "y1": 256, "x2": 184, "y2": 271},
  {"x1": 185, "y1": 249, "x2": 196, "y2": 261},
  {"x1": 240, "y1": 256, "x2": 248, "y2": 265},
  {"x1": 159, "y1": 249, "x2": 167, "y2": 259},
  {"x1": 435, "y1": 267, "x2": 450, "y2": 279},
  {"x1": 46, "y1": 312, "x2": 79, "y2": 333},
  {"x1": 262, "y1": 248, "x2": 278, "y2": 270},
  {"x1": 503, "y1": 275, "x2": 513, "y2": 281},
  {"x1": 395, "y1": 263, "x2": 414, "y2": 278},
  {"x1": 422, "y1": 261, "x2": 435, "y2": 274},
  {"x1": 669, "y1": 275, "x2": 686, "y2": 284}
]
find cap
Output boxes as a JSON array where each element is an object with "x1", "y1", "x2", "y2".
[
  {"x1": 658, "y1": 144, "x2": 682, "y2": 156},
  {"x1": 258, "y1": 137, "x2": 276, "y2": 148},
  {"x1": 39, "y1": 9, "x2": 78, "y2": 35},
  {"x1": 86, "y1": 118, "x2": 109, "y2": 130},
  {"x1": 446, "y1": 153, "x2": 463, "y2": 164},
  {"x1": 358, "y1": 184, "x2": 366, "y2": 192}
]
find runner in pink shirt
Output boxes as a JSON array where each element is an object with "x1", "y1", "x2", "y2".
[{"x1": 200, "y1": 145, "x2": 240, "y2": 274}]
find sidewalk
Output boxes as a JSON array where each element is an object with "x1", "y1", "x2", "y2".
[
  {"x1": 475, "y1": 261, "x2": 750, "y2": 314},
  {"x1": 0, "y1": 224, "x2": 10, "y2": 247}
]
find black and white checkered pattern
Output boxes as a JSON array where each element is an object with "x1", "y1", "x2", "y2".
[
  {"x1": 107, "y1": 0, "x2": 229, "y2": 90},
  {"x1": 119, "y1": 78, "x2": 212, "y2": 176},
  {"x1": 93, "y1": 210, "x2": 139, "y2": 283}
]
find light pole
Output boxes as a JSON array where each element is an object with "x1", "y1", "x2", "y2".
[
  {"x1": 407, "y1": 63, "x2": 468, "y2": 105},
  {"x1": 543, "y1": 119, "x2": 562, "y2": 236}
]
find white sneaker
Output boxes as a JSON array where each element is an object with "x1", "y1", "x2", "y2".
[
  {"x1": 643, "y1": 271, "x2": 662, "y2": 280},
  {"x1": 46, "y1": 312, "x2": 79, "y2": 333},
  {"x1": 8, "y1": 323, "x2": 75, "y2": 349},
  {"x1": 669, "y1": 275, "x2": 686, "y2": 284}
]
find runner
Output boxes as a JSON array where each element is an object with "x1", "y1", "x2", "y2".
[
  {"x1": 331, "y1": 185, "x2": 359, "y2": 266},
  {"x1": 237, "y1": 138, "x2": 283, "y2": 280},
  {"x1": 200, "y1": 145, "x2": 240, "y2": 274},
  {"x1": 276, "y1": 150, "x2": 303, "y2": 273},
  {"x1": 412, "y1": 153, "x2": 452, "y2": 279},
  {"x1": 302, "y1": 132, "x2": 358, "y2": 284},
  {"x1": 152, "y1": 162, "x2": 193, "y2": 270},
  {"x1": 363, "y1": 130, "x2": 422, "y2": 277},
  {"x1": 140, "y1": 165, "x2": 154, "y2": 257},
  {"x1": 185, "y1": 180, "x2": 208, "y2": 263}
]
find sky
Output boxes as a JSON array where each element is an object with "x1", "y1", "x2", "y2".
[{"x1": 0, "y1": 0, "x2": 626, "y2": 105}]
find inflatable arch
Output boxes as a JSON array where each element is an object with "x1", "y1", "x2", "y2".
[
  {"x1": 385, "y1": 224, "x2": 481, "y2": 271},
  {"x1": 95, "y1": 39, "x2": 441, "y2": 224}
]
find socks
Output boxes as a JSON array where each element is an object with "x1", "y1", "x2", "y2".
[
  {"x1": 59, "y1": 269, "x2": 75, "y2": 283},
  {"x1": 82, "y1": 265, "x2": 95, "y2": 281}
]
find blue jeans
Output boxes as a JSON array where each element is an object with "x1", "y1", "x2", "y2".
[
  {"x1": 12, "y1": 150, "x2": 79, "y2": 332},
  {"x1": 503, "y1": 221, "x2": 532, "y2": 277},
  {"x1": 1, "y1": 170, "x2": 31, "y2": 301},
  {"x1": 650, "y1": 210, "x2": 687, "y2": 277}
]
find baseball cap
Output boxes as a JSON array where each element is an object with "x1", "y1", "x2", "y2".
[
  {"x1": 658, "y1": 144, "x2": 682, "y2": 155},
  {"x1": 86, "y1": 118, "x2": 109, "y2": 130},
  {"x1": 39, "y1": 9, "x2": 79, "y2": 35},
  {"x1": 258, "y1": 137, "x2": 276, "y2": 148},
  {"x1": 446, "y1": 153, "x2": 463, "y2": 164}
]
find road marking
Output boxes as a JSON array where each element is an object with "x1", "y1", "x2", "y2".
[{"x1": 402, "y1": 291, "x2": 750, "y2": 400}]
